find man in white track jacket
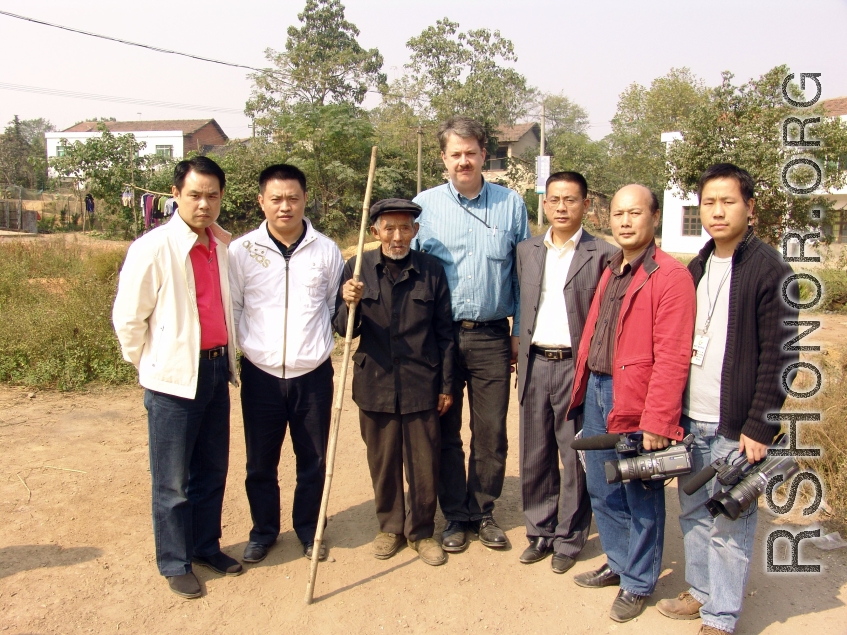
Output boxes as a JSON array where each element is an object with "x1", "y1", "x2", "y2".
[{"x1": 229, "y1": 163, "x2": 344, "y2": 564}]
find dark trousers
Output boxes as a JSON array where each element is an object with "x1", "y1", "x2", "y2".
[
  {"x1": 519, "y1": 350, "x2": 591, "y2": 557},
  {"x1": 240, "y1": 356, "x2": 333, "y2": 546},
  {"x1": 583, "y1": 372, "x2": 666, "y2": 596},
  {"x1": 144, "y1": 355, "x2": 231, "y2": 577},
  {"x1": 439, "y1": 320, "x2": 511, "y2": 522},
  {"x1": 359, "y1": 408, "x2": 440, "y2": 541}
]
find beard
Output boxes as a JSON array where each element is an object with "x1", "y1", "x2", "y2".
[{"x1": 383, "y1": 246, "x2": 410, "y2": 260}]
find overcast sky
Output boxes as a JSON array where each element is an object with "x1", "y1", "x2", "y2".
[{"x1": 1, "y1": 0, "x2": 845, "y2": 141}]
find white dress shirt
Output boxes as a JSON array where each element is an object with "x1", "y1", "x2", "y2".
[{"x1": 531, "y1": 227, "x2": 583, "y2": 348}]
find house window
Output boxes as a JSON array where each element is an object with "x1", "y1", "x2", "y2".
[
  {"x1": 485, "y1": 146, "x2": 509, "y2": 171},
  {"x1": 682, "y1": 206, "x2": 702, "y2": 236},
  {"x1": 56, "y1": 145, "x2": 68, "y2": 157},
  {"x1": 833, "y1": 210, "x2": 847, "y2": 244},
  {"x1": 156, "y1": 145, "x2": 174, "y2": 158}
]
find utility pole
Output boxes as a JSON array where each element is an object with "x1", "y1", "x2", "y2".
[
  {"x1": 537, "y1": 101, "x2": 546, "y2": 226},
  {"x1": 416, "y1": 126, "x2": 423, "y2": 195}
]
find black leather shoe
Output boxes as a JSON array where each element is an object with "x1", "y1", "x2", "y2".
[
  {"x1": 610, "y1": 589, "x2": 649, "y2": 622},
  {"x1": 441, "y1": 521, "x2": 468, "y2": 552},
  {"x1": 573, "y1": 562, "x2": 621, "y2": 588},
  {"x1": 551, "y1": 553, "x2": 577, "y2": 574},
  {"x1": 167, "y1": 572, "x2": 201, "y2": 598},
  {"x1": 475, "y1": 516, "x2": 507, "y2": 548},
  {"x1": 192, "y1": 551, "x2": 243, "y2": 576},
  {"x1": 303, "y1": 541, "x2": 328, "y2": 561},
  {"x1": 242, "y1": 541, "x2": 270, "y2": 563},
  {"x1": 519, "y1": 537, "x2": 552, "y2": 564}
]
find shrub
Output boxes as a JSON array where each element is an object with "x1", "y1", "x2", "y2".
[{"x1": 0, "y1": 238, "x2": 136, "y2": 390}]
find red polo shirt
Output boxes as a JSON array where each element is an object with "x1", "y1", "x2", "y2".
[{"x1": 189, "y1": 229, "x2": 228, "y2": 350}]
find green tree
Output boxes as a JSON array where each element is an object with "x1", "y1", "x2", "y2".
[
  {"x1": 606, "y1": 68, "x2": 707, "y2": 199},
  {"x1": 50, "y1": 125, "x2": 169, "y2": 237},
  {"x1": 0, "y1": 116, "x2": 55, "y2": 189},
  {"x1": 246, "y1": 0, "x2": 385, "y2": 131},
  {"x1": 401, "y1": 18, "x2": 534, "y2": 135},
  {"x1": 541, "y1": 94, "x2": 614, "y2": 194},
  {"x1": 667, "y1": 65, "x2": 847, "y2": 243}
]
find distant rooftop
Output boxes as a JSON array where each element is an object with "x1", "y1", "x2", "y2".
[
  {"x1": 822, "y1": 97, "x2": 847, "y2": 117},
  {"x1": 63, "y1": 119, "x2": 226, "y2": 138},
  {"x1": 495, "y1": 122, "x2": 539, "y2": 143}
]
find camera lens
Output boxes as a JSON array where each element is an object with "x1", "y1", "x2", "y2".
[{"x1": 604, "y1": 460, "x2": 622, "y2": 484}]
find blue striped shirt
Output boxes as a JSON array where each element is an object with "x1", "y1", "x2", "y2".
[{"x1": 412, "y1": 180, "x2": 531, "y2": 332}]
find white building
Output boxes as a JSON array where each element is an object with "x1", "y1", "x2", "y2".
[{"x1": 45, "y1": 119, "x2": 228, "y2": 161}]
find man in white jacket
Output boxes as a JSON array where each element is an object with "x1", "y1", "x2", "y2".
[
  {"x1": 113, "y1": 156, "x2": 241, "y2": 599},
  {"x1": 229, "y1": 164, "x2": 344, "y2": 564}
]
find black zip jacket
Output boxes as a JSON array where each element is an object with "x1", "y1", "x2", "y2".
[{"x1": 688, "y1": 228, "x2": 799, "y2": 444}]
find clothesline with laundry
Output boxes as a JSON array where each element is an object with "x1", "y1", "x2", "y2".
[{"x1": 121, "y1": 183, "x2": 177, "y2": 230}]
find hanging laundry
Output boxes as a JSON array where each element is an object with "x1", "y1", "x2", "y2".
[
  {"x1": 121, "y1": 187, "x2": 132, "y2": 207},
  {"x1": 164, "y1": 197, "x2": 177, "y2": 217},
  {"x1": 85, "y1": 193, "x2": 95, "y2": 215}
]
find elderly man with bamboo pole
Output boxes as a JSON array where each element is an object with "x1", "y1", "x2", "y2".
[{"x1": 334, "y1": 198, "x2": 455, "y2": 566}]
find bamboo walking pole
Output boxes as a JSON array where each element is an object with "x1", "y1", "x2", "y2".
[{"x1": 305, "y1": 146, "x2": 378, "y2": 605}]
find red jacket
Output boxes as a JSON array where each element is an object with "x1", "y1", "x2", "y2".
[{"x1": 567, "y1": 245, "x2": 696, "y2": 440}]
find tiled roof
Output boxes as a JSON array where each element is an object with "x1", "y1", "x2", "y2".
[
  {"x1": 495, "y1": 122, "x2": 539, "y2": 143},
  {"x1": 63, "y1": 119, "x2": 219, "y2": 134},
  {"x1": 822, "y1": 97, "x2": 847, "y2": 117}
]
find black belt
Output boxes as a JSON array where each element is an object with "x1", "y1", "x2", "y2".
[
  {"x1": 456, "y1": 318, "x2": 508, "y2": 330},
  {"x1": 200, "y1": 345, "x2": 227, "y2": 360},
  {"x1": 531, "y1": 345, "x2": 572, "y2": 360}
]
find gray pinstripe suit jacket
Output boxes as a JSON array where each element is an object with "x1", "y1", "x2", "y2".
[{"x1": 516, "y1": 230, "x2": 619, "y2": 404}]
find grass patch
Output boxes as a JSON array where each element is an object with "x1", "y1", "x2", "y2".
[{"x1": 0, "y1": 238, "x2": 136, "y2": 390}]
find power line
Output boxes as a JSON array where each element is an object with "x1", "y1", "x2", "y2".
[
  {"x1": 0, "y1": 82, "x2": 245, "y2": 115},
  {"x1": 0, "y1": 9, "x2": 276, "y2": 77}
]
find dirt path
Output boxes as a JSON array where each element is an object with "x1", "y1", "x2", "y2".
[{"x1": 1, "y1": 315, "x2": 846, "y2": 635}]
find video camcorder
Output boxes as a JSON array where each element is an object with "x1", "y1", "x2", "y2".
[
  {"x1": 682, "y1": 433, "x2": 798, "y2": 521},
  {"x1": 572, "y1": 431, "x2": 695, "y2": 484}
]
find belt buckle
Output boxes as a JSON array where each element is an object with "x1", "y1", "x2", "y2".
[
  {"x1": 544, "y1": 349, "x2": 561, "y2": 360},
  {"x1": 460, "y1": 320, "x2": 476, "y2": 330}
]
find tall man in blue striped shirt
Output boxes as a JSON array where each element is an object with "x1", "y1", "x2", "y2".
[{"x1": 413, "y1": 116, "x2": 531, "y2": 553}]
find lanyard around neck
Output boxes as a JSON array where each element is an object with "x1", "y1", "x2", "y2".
[
  {"x1": 703, "y1": 253, "x2": 732, "y2": 332},
  {"x1": 450, "y1": 182, "x2": 490, "y2": 229}
]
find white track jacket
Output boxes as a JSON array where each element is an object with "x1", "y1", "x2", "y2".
[
  {"x1": 112, "y1": 212, "x2": 238, "y2": 399},
  {"x1": 229, "y1": 219, "x2": 343, "y2": 379}
]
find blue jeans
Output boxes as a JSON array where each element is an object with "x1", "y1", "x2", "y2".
[
  {"x1": 677, "y1": 415, "x2": 757, "y2": 633},
  {"x1": 582, "y1": 372, "x2": 666, "y2": 596},
  {"x1": 144, "y1": 355, "x2": 231, "y2": 577}
]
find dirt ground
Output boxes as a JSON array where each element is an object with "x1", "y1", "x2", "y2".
[{"x1": 1, "y1": 314, "x2": 846, "y2": 635}]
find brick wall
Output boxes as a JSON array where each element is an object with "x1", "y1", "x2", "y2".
[{"x1": 184, "y1": 123, "x2": 228, "y2": 153}]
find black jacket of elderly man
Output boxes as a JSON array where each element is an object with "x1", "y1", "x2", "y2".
[{"x1": 333, "y1": 199, "x2": 455, "y2": 561}]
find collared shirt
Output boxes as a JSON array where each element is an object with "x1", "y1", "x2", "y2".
[
  {"x1": 531, "y1": 227, "x2": 583, "y2": 348},
  {"x1": 189, "y1": 228, "x2": 228, "y2": 350},
  {"x1": 267, "y1": 221, "x2": 307, "y2": 262},
  {"x1": 587, "y1": 241, "x2": 655, "y2": 375},
  {"x1": 412, "y1": 179, "x2": 531, "y2": 332}
]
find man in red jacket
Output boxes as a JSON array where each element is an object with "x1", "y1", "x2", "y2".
[{"x1": 567, "y1": 184, "x2": 696, "y2": 622}]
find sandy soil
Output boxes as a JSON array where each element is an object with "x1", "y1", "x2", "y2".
[{"x1": 1, "y1": 314, "x2": 846, "y2": 635}]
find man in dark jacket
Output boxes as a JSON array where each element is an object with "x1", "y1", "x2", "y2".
[
  {"x1": 655, "y1": 164, "x2": 798, "y2": 635},
  {"x1": 515, "y1": 171, "x2": 618, "y2": 574},
  {"x1": 567, "y1": 184, "x2": 696, "y2": 623},
  {"x1": 335, "y1": 198, "x2": 455, "y2": 567}
]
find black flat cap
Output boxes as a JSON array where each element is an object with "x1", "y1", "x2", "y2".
[{"x1": 369, "y1": 198, "x2": 422, "y2": 223}]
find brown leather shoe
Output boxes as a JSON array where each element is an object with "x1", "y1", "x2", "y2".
[
  {"x1": 699, "y1": 626, "x2": 732, "y2": 635},
  {"x1": 657, "y1": 591, "x2": 703, "y2": 620},
  {"x1": 372, "y1": 532, "x2": 404, "y2": 559},
  {"x1": 408, "y1": 538, "x2": 447, "y2": 566}
]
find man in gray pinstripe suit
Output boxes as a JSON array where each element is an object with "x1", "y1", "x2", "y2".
[{"x1": 515, "y1": 171, "x2": 618, "y2": 573}]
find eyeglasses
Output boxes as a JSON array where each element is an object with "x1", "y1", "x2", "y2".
[{"x1": 546, "y1": 197, "x2": 584, "y2": 207}]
